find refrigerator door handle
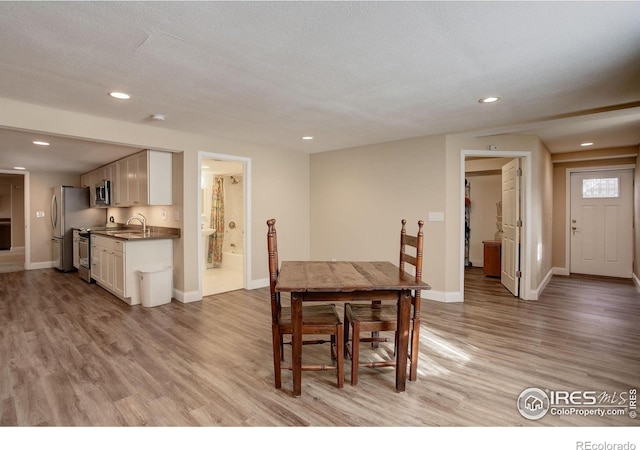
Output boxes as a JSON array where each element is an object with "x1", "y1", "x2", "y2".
[{"x1": 51, "y1": 194, "x2": 57, "y2": 231}]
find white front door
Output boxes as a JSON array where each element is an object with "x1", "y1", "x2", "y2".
[
  {"x1": 570, "y1": 169, "x2": 633, "y2": 278},
  {"x1": 501, "y1": 158, "x2": 521, "y2": 296}
]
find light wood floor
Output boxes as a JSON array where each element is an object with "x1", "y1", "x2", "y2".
[
  {"x1": 0, "y1": 267, "x2": 638, "y2": 426},
  {"x1": 0, "y1": 249, "x2": 24, "y2": 273}
]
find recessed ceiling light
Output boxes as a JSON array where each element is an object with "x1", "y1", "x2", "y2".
[
  {"x1": 33, "y1": 140, "x2": 50, "y2": 146},
  {"x1": 479, "y1": 96, "x2": 501, "y2": 104},
  {"x1": 302, "y1": 136, "x2": 314, "y2": 140},
  {"x1": 580, "y1": 142, "x2": 594, "y2": 147},
  {"x1": 13, "y1": 166, "x2": 26, "y2": 170},
  {"x1": 109, "y1": 92, "x2": 130, "y2": 100}
]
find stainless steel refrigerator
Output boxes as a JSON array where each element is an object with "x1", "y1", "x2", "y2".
[{"x1": 51, "y1": 186, "x2": 106, "y2": 271}]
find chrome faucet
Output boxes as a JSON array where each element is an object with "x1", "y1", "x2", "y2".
[{"x1": 126, "y1": 213, "x2": 147, "y2": 234}]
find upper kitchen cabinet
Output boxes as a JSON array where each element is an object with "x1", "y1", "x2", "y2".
[
  {"x1": 112, "y1": 150, "x2": 172, "y2": 207},
  {"x1": 83, "y1": 149, "x2": 172, "y2": 208},
  {"x1": 81, "y1": 163, "x2": 114, "y2": 208}
]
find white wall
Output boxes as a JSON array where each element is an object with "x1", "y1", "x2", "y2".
[
  {"x1": 0, "y1": 97, "x2": 311, "y2": 301},
  {"x1": 310, "y1": 132, "x2": 554, "y2": 301},
  {"x1": 0, "y1": 95, "x2": 556, "y2": 301},
  {"x1": 311, "y1": 134, "x2": 449, "y2": 299},
  {"x1": 446, "y1": 134, "x2": 554, "y2": 300}
]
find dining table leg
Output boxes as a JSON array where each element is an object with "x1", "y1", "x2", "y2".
[
  {"x1": 291, "y1": 292, "x2": 303, "y2": 396},
  {"x1": 395, "y1": 289, "x2": 411, "y2": 392}
]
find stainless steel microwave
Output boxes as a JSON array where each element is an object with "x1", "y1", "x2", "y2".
[{"x1": 95, "y1": 180, "x2": 111, "y2": 206}]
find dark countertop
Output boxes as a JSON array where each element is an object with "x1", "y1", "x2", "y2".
[{"x1": 90, "y1": 226, "x2": 180, "y2": 241}]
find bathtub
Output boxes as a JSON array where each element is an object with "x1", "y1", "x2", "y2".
[{"x1": 221, "y1": 251, "x2": 243, "y2": 271}]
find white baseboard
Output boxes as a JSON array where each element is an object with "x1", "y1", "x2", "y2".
[
  {"x1": 249, "y1": 277, "x2": 269, "y2": 290},
  {"x1": 28, "y1": 260, "x2": 56, "y2": 270},
  {"x1": 423, "y1": 290, "x2": 463, "y2": 303},
  {"x1": 633, "y1": 273, "x2": 640, "y2": 291},
  {"x1": 527, "y1": 267, "x2": 554, "y2": 300},
  {"x1": 552, "y1": 266, "x2": 570, "y2": 276},
  {"x1": 171, "y1": 278, "x2": 269, "y2": 303},
  {"x1": 172, "y1": 289, "x2": 202, "y2": 303}
]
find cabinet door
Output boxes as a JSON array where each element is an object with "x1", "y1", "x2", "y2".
[
  {"x1": 91, "y1": 243, "x2": 100, "y2": 281},
  {"x1": 80, "y1": 173, "x2": 91, "y2": 188},
  {"x1": 136, "y1": 152, "x2": 148, "y2": 206},
  {"x1": 126, "y1": 156, "x2": 140, "y2": 206},
  {"x1": 114, "y1": 159, "x2": 127, "y2": 206},
  {"x1": 72, "y1": 231, "x2": 80, "y2": 269},
  {"x1": 88, "y1": 171, "x2": 97, "y2": 208},
  {"x1": 113, "y1": 250, "x2": 125, "y2": 297},
  {"x1": 100, "y1": 247, "x2": 112, "y2": 287},
  {"x1": 148, "y1": 150, "x2": 172, "y2": 205}
]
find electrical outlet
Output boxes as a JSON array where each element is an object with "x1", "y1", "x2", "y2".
[
  {"x1": 173, "y1": 210, "x2": 180, "y2": 221},
  {"x1": 36, "y1": 210, "x2": 45, "y2": 218},
  {"x1": 428, "y1": 212, "x2": 445, "y2": 222}
]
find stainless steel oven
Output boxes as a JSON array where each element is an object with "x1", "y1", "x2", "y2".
[{"x1": 78, "y1": 231, "x2": 91, "y2": 282}]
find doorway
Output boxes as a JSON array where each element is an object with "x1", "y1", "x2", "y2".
[
  {"x1": 0, "y1": 171, "x2": 27, "y2": 273},
  {"x1": 569, "y1": 169, "x2": 633, "y2": 278},
  {"x1": 461, "y1": 150, "x2": 532, "y2": 300},
  {"x1": 199, "y1": 154, "x2": 249, "y2": 296}
]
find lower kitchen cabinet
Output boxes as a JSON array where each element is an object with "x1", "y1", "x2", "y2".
[{"x1": 90, "y1": 234, "x2": 173, "y2": 305}]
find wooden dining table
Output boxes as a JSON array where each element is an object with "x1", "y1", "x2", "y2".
[{"x1": 275, "y1": 260, "x2": 431, "y2": 396}]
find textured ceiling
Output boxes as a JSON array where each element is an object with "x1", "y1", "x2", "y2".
[{"x1": 0, "y1": 1, "x2": 639, "y2": 173}]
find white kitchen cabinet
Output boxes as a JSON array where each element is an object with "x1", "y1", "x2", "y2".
[
  {"x1": 80, "y1": 163, "x2": 114, "y2": 208},
  {"x1": 90, "y1": 238, "x2": 100, "y2": 281},
  {"x1": 90, "y1": 234, "x2": 173, "y2": 305},
  {"x1": 91, "y1": 235, "x2": 123, "y2": 293},
  {"x1": 111, "y1": 150, "x2": 171, "y2": 207},
  {"x1": 113, "y1": 250, "x2": 125, "y2": 298},
  {"x1": 82, "y1": 150, "x2": 172, "y2": 207},
  {"x1": 72, "y1": 229, "x2": 80, "y2": 269},
  {"x1": 80, "y1": 173, "x2": 91, "y2": 189},
  {"x1": 113, "y1": 158, "x2": 128, "y2": 207}
]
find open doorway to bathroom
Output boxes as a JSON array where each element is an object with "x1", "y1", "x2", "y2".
[{"x1": 200, "y1": 157, "x2": 245, "y2": 296}]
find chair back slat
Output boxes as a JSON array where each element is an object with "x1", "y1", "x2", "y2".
[
  {"x1": 399, "y1": 220, "x2": 424, "y2": 277},
  {"x1": 403, "y1": 234, "x2": 418, "y2": 248},
  {"x1": 401, "y1": 253, "x2": 417, "y2": 268},
  {"x1": 267, "y1": 219, "x2": 281, "y2": 321},
  {"x1": 399, "y1": 219, "x2": 424, "y2": 307}
]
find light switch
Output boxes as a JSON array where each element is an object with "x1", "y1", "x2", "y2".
[
  {"x1": 428, "y1": 212, "x2": 444, "y2": 222},
  {"x1": 36, "y1": 211, "x2": 45, "y2": 218},
  {"x1": 161, "y1": 208, "x2": 167, "y2": 221}
]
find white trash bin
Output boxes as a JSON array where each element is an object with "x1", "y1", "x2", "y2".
[{"x1": 139, "y1": 266, "x2": 173, "y2": 307}]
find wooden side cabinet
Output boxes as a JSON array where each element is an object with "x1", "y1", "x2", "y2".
[{"x1": 483, "y1": 240, "x2": 502, "y2": 277}]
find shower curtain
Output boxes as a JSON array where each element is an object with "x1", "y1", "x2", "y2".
[{"x1": 207, "y1": 176, "x2": 224, "y2": 267}]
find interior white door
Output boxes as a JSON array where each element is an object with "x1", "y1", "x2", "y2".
[
  {"x1": 570, "y1": 169, "x2": 633, "y2": 278},
  {"x1": 501, "y1": 158, "x2": 521, "y2": 296}
]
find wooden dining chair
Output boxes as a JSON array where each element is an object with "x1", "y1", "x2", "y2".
[
  {"x1": 344, "y1": 219, "x2": 424, "y2": 386},
  {"x1": 267, "y1": 219, "x2": 344, "y2": 390}
]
